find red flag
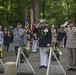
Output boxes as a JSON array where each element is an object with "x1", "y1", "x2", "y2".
[
  {"x1": 25, "y1": 12, "x2": 29, "y2": 34},
  {"x1": 25, "y1": 23, "x2": 29, "y2": 34}
]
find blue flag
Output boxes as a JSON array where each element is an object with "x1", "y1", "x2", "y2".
[{"x1": 25, "y1": 12, "x2": 29, "y2": 28}]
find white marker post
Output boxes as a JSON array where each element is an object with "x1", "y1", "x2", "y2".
[
  {"x1": 16, "y1": 47, "x2": 35, "y2": 74},
  {"x1": 46, "y1": 47, "x2": 66, "y2": 75}
]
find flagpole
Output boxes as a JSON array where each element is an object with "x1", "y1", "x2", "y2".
[
  {"x1": 30, "y1": 8, "x2": 34, "y2": 32},
  {"x1": 25, "y1": 12, "x2": 28, "y2": 28}
]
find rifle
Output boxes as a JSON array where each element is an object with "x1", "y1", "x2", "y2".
[{"x1": 36, "y1": 22, "x2": 40, "y2": 28}]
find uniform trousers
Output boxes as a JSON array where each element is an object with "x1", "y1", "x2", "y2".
[
  {"x1": 0, "y1": 44, "x2": 3, "y2": 48},
  {"x1": 40, "y1": 47, "x2": 48, "y2": 66},
  {"x1": 32, "y1": 40, "x2": 37, "y2": 52},
  {"x1": 15, "y1": 46, "x2": 19, "y2": 56},
  {"x1": 26, "y1": 41, "x2": 30, "y2": 51},
  {"x1": 67, "y1": 48, "x2": 76, "y2": 68}
]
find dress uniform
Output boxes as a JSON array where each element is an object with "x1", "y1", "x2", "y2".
[
  {"x1": 26, "y1": 28, "x2": 32, "y2": 51},
  {"x1": 13, "y1": 23, "x2": 26, "y2": 56},
  {"x1": 38, "y1": 19, "x2": 52, "y2": 69},
  {"x1": 32, "y1": 25, "x2": 38, "y2": 53},
  {"x1": 66, "y1": 19, "x2": 76, "y2": 71},
  {"x1": 0, "y1": 26, "x2": 3, "y2": 57}
]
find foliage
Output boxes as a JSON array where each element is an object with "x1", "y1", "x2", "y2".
[
  {"x1": 0, "y1": 0, "x2": 76, "y2": 28},
  {"x1": 0, "y1": 0, "x2": 30, "y2": 27},
  {"x1": 46, "y1": 47, "x2": 60, "y2": 61},
  {"x1": 20, "y1": 46, "x2": 30, "y2": 58}
]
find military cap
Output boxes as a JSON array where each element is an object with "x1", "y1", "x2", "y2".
[
  {"x1": 68, "y1": 18, "x2": 75, "y2": 23},
  {"x1": 60, "y1": 25, "x2": 64, "y2": 27},
  {"x1": 17, "y1": 22, "x2": 22, "y2": 25},
  {"x1": 52, "y1": 24, "x2": 55, "y2": 27},
  {"x1": 39, "y1": 19, "x2": 46, "y2": 23},
  {"x1": 34, "y1": 24, "x2": 36, "y2": 26}
]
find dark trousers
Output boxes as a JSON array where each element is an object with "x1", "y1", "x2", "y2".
[
  {"x1": 15, "y1": 46, "x2": 19, "y2": 56},
  {"x1": 64, "y1": 37, "x2": 67, "y2": 47},
  {"x1": 67, "y1": 48, "x2": 76, "y2": 68},
  {"x1": 15, "y1": 46, "x2": 24, "y2": 62}
]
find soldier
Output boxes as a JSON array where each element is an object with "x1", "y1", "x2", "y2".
[
  {"x1": 66, "y1": 18, "x2": 76, "y2": 71},
  {"x1": 12, "y1": 22, "x2": 26, "y2": 62},
  {"x1": 32, "y1": 24, "x2": 38, "y2": 53},
  {"x1": 38, "y1": 19, "x2": 52, "y2": 69},
  {"x1": 26, "y1": 26, "x2": 32, "y2": 51}
]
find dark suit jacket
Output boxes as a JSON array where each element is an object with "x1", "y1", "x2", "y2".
[{"x1": 38, "y1": 26, "x2": 52, "y2": 47}]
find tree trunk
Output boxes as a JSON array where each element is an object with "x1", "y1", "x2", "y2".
[
  {"x1": 11, "y1": 0, "x2": 13, "y2": 24},
  {"x1": 6, "y1": 0, "x2": 8, "y2": 23},
  {"x1": 75, "y1": 12, "x2": 76, "y2": 24},
  {"x1": 42, "y1": 0, "x2": 45, "y2": 19},
  {"x1": 34, "y1": 0, "x2": 39, "y2": 24},
  {"x1": 66, "y1": 0, "x2": 70, "y2": 19}
]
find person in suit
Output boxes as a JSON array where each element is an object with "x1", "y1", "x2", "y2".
[
  {"x1": 66, "y1": 18, "x2": 76, "y2": 71},
  {"x1": 38, "y1": 19, "x2": 52, "y2": 69}
]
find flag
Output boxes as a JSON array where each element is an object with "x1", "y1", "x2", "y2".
[{"x1": 25, "y1": 12, "x2": 29, "y2": 33}]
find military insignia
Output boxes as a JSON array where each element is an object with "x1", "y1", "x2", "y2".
[
  {"x1": 44, "y1": 28, "x2": 48, "y2": 35},
  {"x1": 44, "y1": 28, "x2": 48, "y2": 32}
]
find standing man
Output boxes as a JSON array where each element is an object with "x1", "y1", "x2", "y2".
[
  {"x1": 38, "y1": 19, "x2": 52, "y2": 69},
  {"x1": 66, "y1": 19, "x2": 76, "y2": 71},
  {"x1": 26, "y1": 26, "x2": 31, "y2": 51},
  {"x1": 32, "y1": 24, "x2": 38, "y2": 53},
  {"x1": 13, "y1": 22, "x2": 26, "y2": 62}
]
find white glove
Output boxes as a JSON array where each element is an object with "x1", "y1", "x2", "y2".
[{"x1": 47, "y1": 44, "x2": 50, "y2": 47}]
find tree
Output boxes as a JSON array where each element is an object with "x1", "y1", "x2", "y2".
[
  {"x1": 34, "y1": 0, "x2": 39, "y2": 24},
  {"x1": 0, "y1": 0, "x2": 76, "y2": 27}
]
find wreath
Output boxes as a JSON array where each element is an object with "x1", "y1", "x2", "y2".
[
  {"x1": 46, "y1": 47, "x2": 61, "y2": 61},
  {"x1": 20, "y1": 46, "x2": 30, "y2": 58}
]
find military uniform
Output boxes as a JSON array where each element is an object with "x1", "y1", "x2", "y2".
[
  {"x1": 66, "y1": 19, "x2": 76, "y2": 71},
  {"x1": 66, "y1": 26, "x2": 76, "y2": 70},
  {"x1": 38, "y1": 19, "x2": 52, "y2": 68},
  {"x1": 26, "y1": 29, "x2": 32, "y2": 51},
  {"x1": 32, "y1": 26, "x2": 38, "y2": 53},
  {"x1": 13, "y1": 28, "x2": 26, "y2": 55}
]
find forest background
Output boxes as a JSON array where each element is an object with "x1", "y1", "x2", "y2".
[{"x1": 0, "y1": 0, "x2": 76, "y2": 28}]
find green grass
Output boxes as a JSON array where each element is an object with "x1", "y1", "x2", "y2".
[{"x1": 4, "y1": 51, "x2": 15, "y2": 54}]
